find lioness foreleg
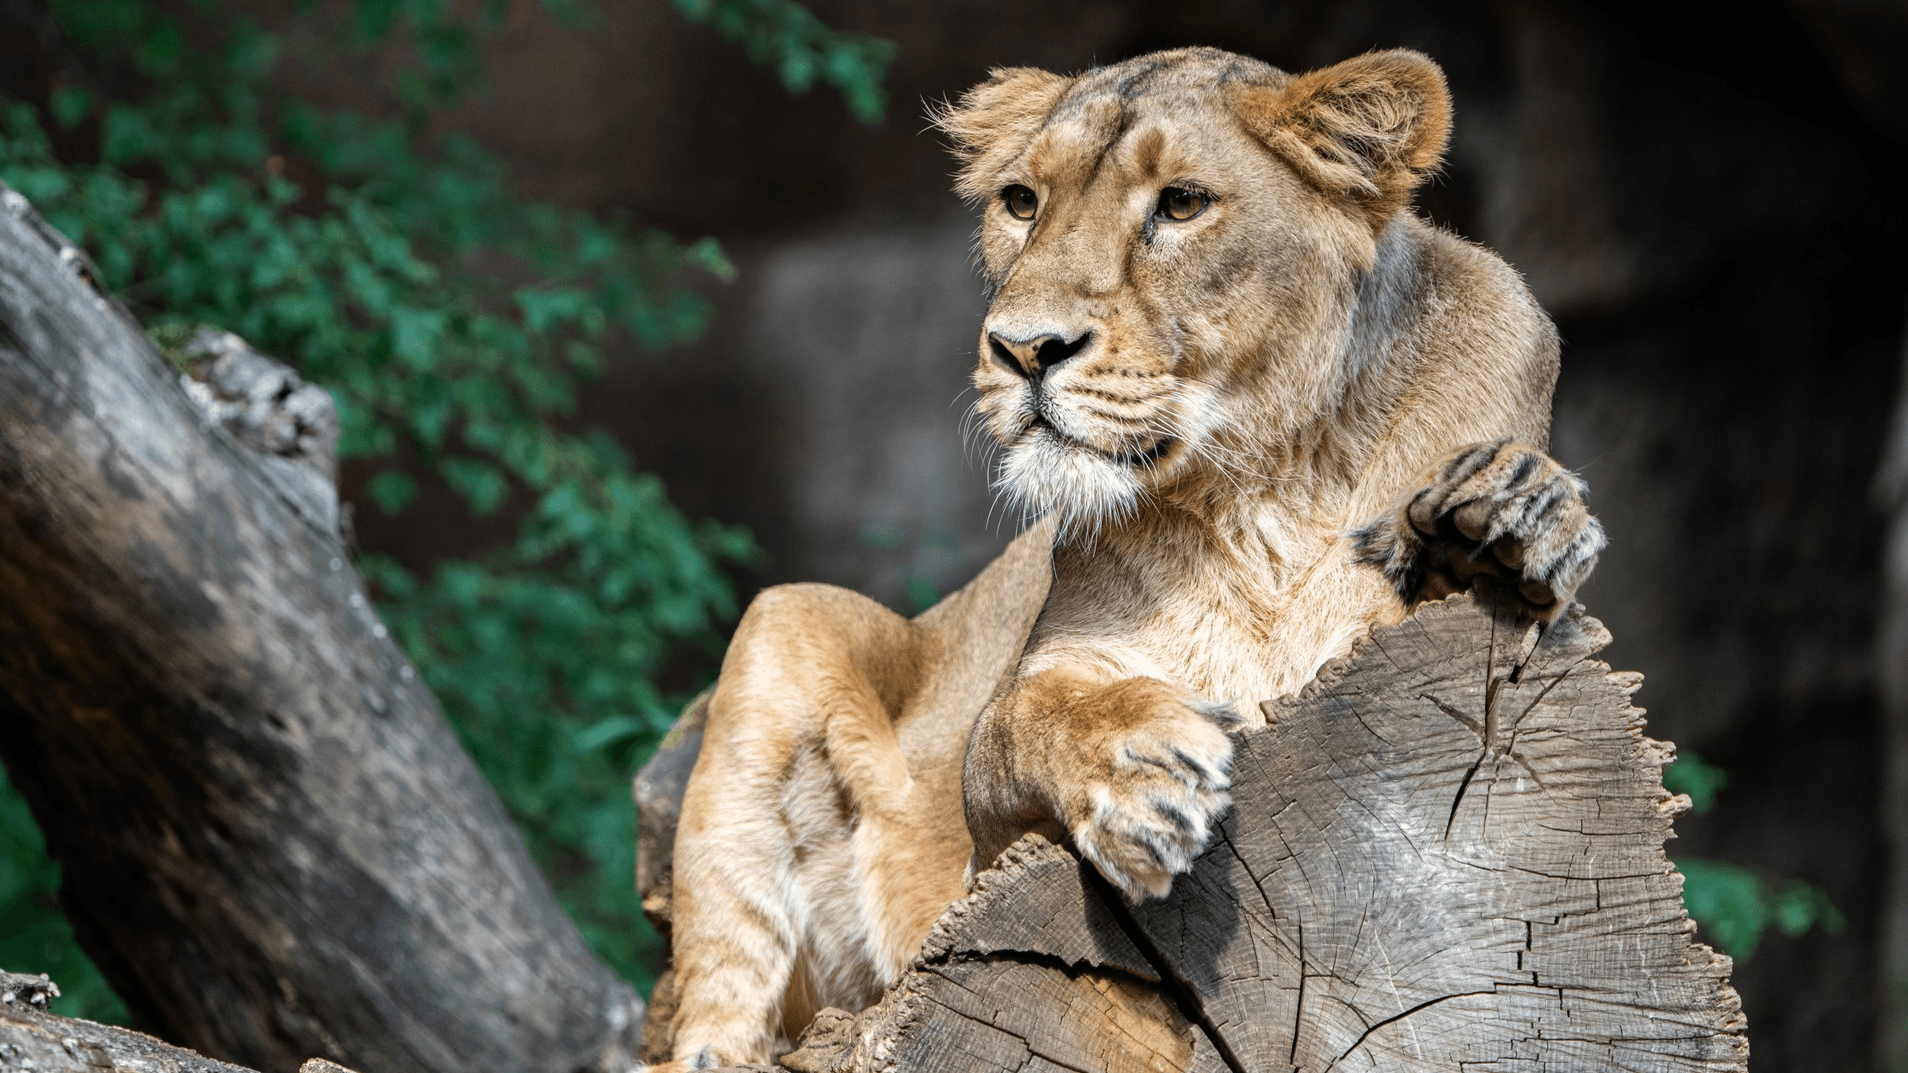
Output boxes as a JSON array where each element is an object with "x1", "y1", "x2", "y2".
[
  {"x1": 964, "y1": 670, "x2": 1242, "y2": 902},
  {"x1": 663, "y1": 584, "x2": 919, "y2": 1069},
  {"x1": 1354, "y1": 439, "x2": 1605, "y2": 618}
]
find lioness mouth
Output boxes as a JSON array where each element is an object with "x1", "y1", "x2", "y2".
[
  {"x1": 1025, "y1": 418, "x2": 1172, "y2": 469},
  {"x1": 1111, "y1": 437, "x2": 1173, "y2": 468}
]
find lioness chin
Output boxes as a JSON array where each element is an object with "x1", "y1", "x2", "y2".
[{"x1": 649, "y1": 45, "x2": 1604, "y2": 1069}]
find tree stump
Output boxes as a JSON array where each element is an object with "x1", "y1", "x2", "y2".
[{"x1": 641, "y1": 594, "x2": 1748, "y2": 1072}]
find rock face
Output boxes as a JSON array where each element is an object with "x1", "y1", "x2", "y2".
[{"x1": 643, "y1": 594, "x2": 1747, "y2": 1072}]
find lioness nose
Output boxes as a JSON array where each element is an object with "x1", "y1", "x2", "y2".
[{"x1": 988, "y1": 331, "x2": 1091, "y2": 381}]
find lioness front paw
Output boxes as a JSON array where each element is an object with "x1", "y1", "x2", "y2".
[
  {"x1": 1065, "y1": 683, "x2": 1240, "y2": 902},
  {"x1": 1354, "y1": 439, "x2": 1605, "y2": 618}
]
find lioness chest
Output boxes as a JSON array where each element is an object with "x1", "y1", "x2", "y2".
[{"x1": 1018, "y1": 512, "x2": 1406, "y2": 711}]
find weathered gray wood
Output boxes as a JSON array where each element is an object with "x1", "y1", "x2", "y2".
[
  {"x1": 633, "y1": 692, "x2": 709, "y2": 1066},
  {"x1": 698, "y1": 594, "x2": 1744, "y2": 1072},
  {"x1": 636, "y1": 690, "x2": 710, "y2": 937},
  {"x1": 784, "y1": 837, "x2": 1228, "y2": 1073},
  {"x1": 0, "y1": 181, "x2": 643, "y2": 1072},
  {"x1": 0, "y1": 967, "x2": 380, "y2": 1073},
  {"x1": 916, "y1": 835, "x2": 1154, "y2": 978},
  {"x1": 0, "y1": 969, "x2": 274, "y2": 1073},
  {"x1": 1125, "y1": 594, "x2": 1744, "y2": 1071}
]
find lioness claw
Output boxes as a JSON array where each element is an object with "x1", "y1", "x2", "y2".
[{"x1": 1360, "y1": 439, "x2": 1604, "y2": 618}]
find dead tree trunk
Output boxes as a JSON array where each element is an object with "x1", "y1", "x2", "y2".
[
  {"x1": 640, "y1": 595, "x2": 1748, "y2": 1072},
  {"x1": 0, "y1": 183, "x2": 643, "y2": 1072}
]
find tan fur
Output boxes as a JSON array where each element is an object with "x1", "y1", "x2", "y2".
[{"x1": 653, "y1": 46, "x2": 1602, "y2": 1068}]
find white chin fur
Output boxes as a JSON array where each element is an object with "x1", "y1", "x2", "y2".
[{"x1": 996, "y1": 432, "x2": 1143, "y2": 536}]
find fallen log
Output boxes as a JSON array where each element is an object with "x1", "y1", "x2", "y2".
[
  {"x1": 0, "y1": 969, "x2": 368, "y2": 1073},
  {"x1": 0, "y1": 181, "x2": 643, "y2": 1072},
  {"x1": 639, "y1": 594, "x2": 1749, "y2": 1072},
  {"x1": 1, "y1": 969, "x2": 256, "y2": 1073}
]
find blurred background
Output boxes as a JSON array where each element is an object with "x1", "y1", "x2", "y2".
[{"x1": 3, "y1": 1, "x2": 1906, "y2": 1071}]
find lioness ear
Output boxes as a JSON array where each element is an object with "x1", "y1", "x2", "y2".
[
  {"x1": 933, "y1": 67, "x2": 1075, "y2": 203},
  {"x1": 1228, "y1": 49, "x2": 1452, "y2": 226}
]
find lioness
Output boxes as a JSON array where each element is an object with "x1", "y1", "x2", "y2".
[{"x1": 653, "y1": 46, "x2": 1604, "y2": 1068}]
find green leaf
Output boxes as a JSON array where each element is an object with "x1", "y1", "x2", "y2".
[
  {"x1": 49, "y1": 87, "x2": 92, "y2": 129},
  {"x1": 1678, "y1": 856, "x2": 1842, "y2": 961},
  {"x1": 576, "y1": 714, "x2": 647, "y2": 752},
  {"x1": 683, "y1": 235, "x2": 735, "y2": 281},
  {"x1": 441, "y1": 457, "x2": 510, "y2": 515},
  {"x1": 1770, "y1": 879, "x2": 1846, "y2": 938},
  {"x1": 903, "y1": 576, "x2": 940, "y2": 615},
  {"x1": 391, "y1": 305, "x2": 446, "y2": 369},
  {"x1": 1662, "y1": 749, "x2": 1728, "y2": 813},
  {"x1": 516, "y1": 286, "x2": 590, "y2": 334},
  {"x1": 367, "y1": 470, "x2": 420, "y2": 514}
]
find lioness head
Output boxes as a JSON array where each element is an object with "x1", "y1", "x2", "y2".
[{"x1": 937, "y1": 47, "x2": 1452, "y2": 535}]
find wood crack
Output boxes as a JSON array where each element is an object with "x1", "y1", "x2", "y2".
[
  {"x1": 1289, "y1": 919, "x2": 1307, "y2": 1067},
  {"x1": 937, "y1": 945, "x2": 1153, "y2": 987},
  {"x1": 1324, "y1": 989, "x2": 1498, "y2": 1070},
  {"x1": 1086, "y1": 868, "x2": 1253, "y2": 1073}
]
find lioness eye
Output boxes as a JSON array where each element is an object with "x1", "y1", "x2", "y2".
[
  {"x1": 1156, "y1": 186, "x2": 1208, "y2": 221},
  {"x1": 1002, "y1": 184, "x2": 1038, "y2": 221}
]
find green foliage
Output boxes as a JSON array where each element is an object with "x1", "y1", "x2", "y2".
[
  {"x1": 1677, "y1": 858, "x2": 1845, "y2": 962},
  {"x1": 1662, "y1": 749, "x2": 1728, "y2": 813},
  {"x1": 1663, "y1": 750, "x2": 1843, "y2": 961},
  {"x1": 0, "y1": 0, "x2": 887, "y2": 1011},
  {"x1": 671, "y1": 0, "x2": 896, "y2": 124},
  {"x1": 902, "y1": 576, "x2": 942, "y2": 616}
]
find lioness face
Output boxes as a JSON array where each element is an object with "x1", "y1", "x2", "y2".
[{"x1": 945, "y1": 49, "x2": 1451, "y2": 534}]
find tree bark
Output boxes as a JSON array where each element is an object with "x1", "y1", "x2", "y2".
[
  {"x1": 641, "y1": 594, "x2": 1748, "y2": 1072},
  {"x1": 0, "y1": 182, "x2": 643, "y2": 1073},
  {"x1": 1, "y1": 968, "x2": 270, "y2": 1073},
  {"x1": 2, "y1": 968, "x2": 379, "y2": 1073}
]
